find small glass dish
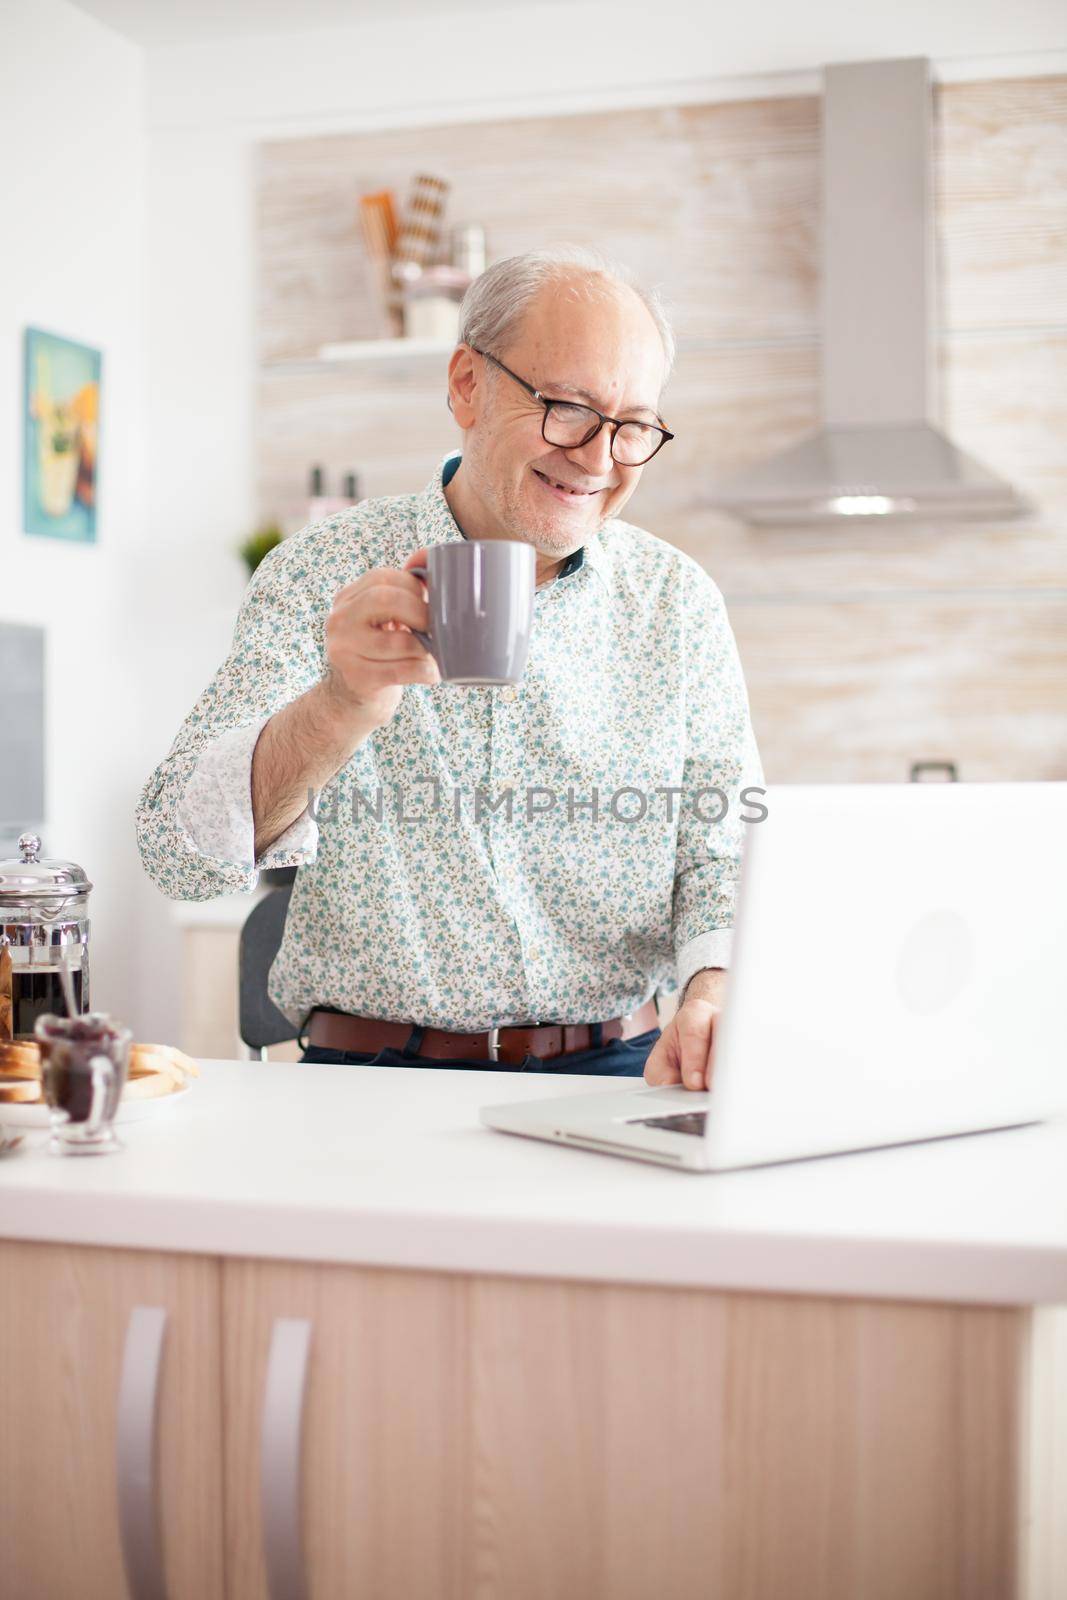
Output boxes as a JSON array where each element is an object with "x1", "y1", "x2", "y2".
[{"x1": 35, "y1": 1012, "x2": 131, "y2": 1156}]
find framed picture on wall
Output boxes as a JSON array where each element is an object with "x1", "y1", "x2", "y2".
[{"x1": 23, "y1": 327, "x2": 102, "y2": 543}]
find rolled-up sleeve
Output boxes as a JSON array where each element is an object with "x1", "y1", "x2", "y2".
[
  {"x1": 135, "y1": 538, "x2": 325, "y2": 901},
  {"x1": 671, "y1": 569, "x2": 763, "y2": 996},
  {"x1": 175, "y1": 717, "x2": 319, "y2": 878}
]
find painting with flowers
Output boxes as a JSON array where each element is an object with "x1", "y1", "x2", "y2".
[{"x1": 23, "y1": 327, "x2": 101, "y2": 543}]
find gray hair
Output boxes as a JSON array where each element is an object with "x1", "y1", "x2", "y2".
[{"x1": 457, "y1": 245, "x2": 676, "y2": 384}]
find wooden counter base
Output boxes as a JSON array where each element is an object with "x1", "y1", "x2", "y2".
[{"x1": 5, "y1": 1239, "x2": 1064, "y2": 1599}]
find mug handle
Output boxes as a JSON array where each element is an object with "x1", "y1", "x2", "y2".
[
  {"x1": 86, "y1": 1054, "x2": 112, "y2": 1137},
  {"x1": 406, "y1": 564, "x2": 436, "y2": 659}
]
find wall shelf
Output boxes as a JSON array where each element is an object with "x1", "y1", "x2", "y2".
[
  {"x1": 258, "y1": 337, "x2": 454, "y2": 376},
  {"x1": 319, "y1": 337, "x2": 453, "y2": 362},
  {"x1": 261, "y1": 333, "x2": 812, "y2": 377},
  {"x1": 259, "y1": 323, "x2": 1065, "y2": 380}
]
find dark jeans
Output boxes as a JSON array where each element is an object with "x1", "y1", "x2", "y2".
[{"x1": 300, "y1": 1026, "x2": 661, "y2": 1078}]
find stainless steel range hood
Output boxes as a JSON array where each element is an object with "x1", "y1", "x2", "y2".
[{"x1": 710, "y1": 57, "x2": 1025, "y2": 526}]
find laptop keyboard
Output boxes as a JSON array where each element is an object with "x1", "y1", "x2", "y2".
[{"x1": 627, "y1": 1110, "x2": 708, "y2": 1138}]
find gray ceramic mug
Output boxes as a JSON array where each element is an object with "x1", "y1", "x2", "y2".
[{"x1": 409, "y1": 540, "x2": 536, "y2": 686}]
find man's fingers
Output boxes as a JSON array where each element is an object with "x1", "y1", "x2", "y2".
[
  {"x1": 676, "y1": 1000, "x2": 717, "y2": 1090},
  {"x1": 348, "y1": 611, "x2": 436, "y2": 673},
  {"x1": 324, "y1": 563, "x2": 440, "y2": 707},
  {"x1": 351, "y1": 580, "x2": 430, "y2": 633},
  {"x1": 356, "y1": 626, "x2": 432, "y2": 661},
  {"x1": 343, "y1": 652, "x2": 435, "y2": 691},
  {"x1": 331, "y1": 570, "x2": 430, "y2": 625},
  {"x1": 643, "y1": 1044, "x2": 681, "y2": 1087},
  {"x1": 327, "y1": 589, "x2": 430, "y2": 662},
  {"x1": 389, "y1": 656, "x2": 441, "y2": 685},
  {"x1": 332, "y1": 567, "x2": 418, "y2": 606},
  {"x1": 642, "y1": 1005, "x2": 719, "y2": 1090}
]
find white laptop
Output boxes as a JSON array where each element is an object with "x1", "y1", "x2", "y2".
[{"x1": 480, "y1": 783, "x2": 1067, "y2": 1171}]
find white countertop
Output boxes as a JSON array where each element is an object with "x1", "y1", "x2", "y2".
[{"x1": 2, "y1": 1059, "x2": 1066, "y2": 1307}]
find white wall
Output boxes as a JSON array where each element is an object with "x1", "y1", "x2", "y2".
[
  {"x1": 0, "y1": 0, "x2": 147, "y2": 1030},
  {"x1": 127, "y1": 125, "x2": 256, "y2": 1046}
]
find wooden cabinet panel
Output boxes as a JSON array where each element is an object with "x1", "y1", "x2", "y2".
[
  {"x1": 0, "y1": 1239, "x2": 224, "y2": 1600},
  {"x1": 0, "y1": 1230, "x2": 1048, "y2": 1599},
  {"x1": 180, "y1": 923, "x2": 300, "y2": 1062},
  {"x1": 182, "y1": 924, "x2": 242, "y2": 1061},
  {"x1": 223, "y1": 1259, "x2": 469, "y2": 1599},
  {"x1": 469, "y1": 1279, "x2": 1023, "y2": 1600},
  {"x1": 937, "y1": 76, "x2": 1067, "y2": 332},
  {"x1": 223, "y1": 1259, "x2": 1026, "y2": 1600},
  {"x1": 1023, "y1": 1305, "x2": 1067, "y2": 1600},
  {"x1": 732, "y1": 593, "x2": 1067, "y2": 783}
]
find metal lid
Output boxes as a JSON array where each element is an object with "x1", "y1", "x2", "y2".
[{"x1": 0, "y1": 833, "x2": 93, "y2": 900}]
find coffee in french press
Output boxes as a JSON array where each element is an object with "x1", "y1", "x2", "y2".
[{"x1": 0, "y1": 833, "x2": 92, "y2": 1041}]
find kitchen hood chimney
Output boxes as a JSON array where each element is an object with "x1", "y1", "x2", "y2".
[{"x1": 710, "y1": 57, "x2": 1025, "y2": 526}]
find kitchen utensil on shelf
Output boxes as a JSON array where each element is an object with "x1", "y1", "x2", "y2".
[
  {"x1": 451, "y1": 223, "x2": 486, "y2": 278},
  {"x1": 393, "y1": 174, "x2": 449, "y2": 272},
  {"x1": 358, "y1": 190, "x2": 403, "y2": 337},
  {"x1": 0, "y1": 833, "x2": 92, "y2": 1042}
]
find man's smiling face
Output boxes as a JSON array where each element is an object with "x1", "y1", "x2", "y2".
[{"x1": 445, "y1": 275, "x2": 668, "y2": 566}]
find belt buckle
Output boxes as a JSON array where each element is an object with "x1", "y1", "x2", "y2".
[{"x1": 487, "y1": 1026, "x2": 501, "y2": 1063}]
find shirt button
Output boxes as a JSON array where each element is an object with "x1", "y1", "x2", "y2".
[
  {"x1": 527, "y1": 945, "x2": 541, "y2": 961},
  {"x1": 500, "y1": 686, "x2": 518, "y2": 702}
]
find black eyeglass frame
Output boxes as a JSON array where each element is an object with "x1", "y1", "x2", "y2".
[{"x1": 469, "y1": 345, "x2": 674, "y2": 466}]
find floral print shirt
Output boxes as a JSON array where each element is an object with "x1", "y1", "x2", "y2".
[{"x1": 135, "y1": 455, "x2": 763, "y2": 1032}]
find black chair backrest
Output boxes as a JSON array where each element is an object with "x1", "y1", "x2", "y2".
[{"x1": 238, "y1": 886, "x2": 297, "y2": 1053}]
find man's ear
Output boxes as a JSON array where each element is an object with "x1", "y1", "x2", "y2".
[{"x1": 447, "y1": 345, "x2": 478, "y2": 430}]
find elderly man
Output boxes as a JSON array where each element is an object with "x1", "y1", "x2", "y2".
[{"x1": 136, "y1": 246, "x2": 762, "y2": 1089}]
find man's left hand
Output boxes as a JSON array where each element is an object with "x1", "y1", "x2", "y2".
[{"x1": 643, "y1": 969, "x2": 726, "y2": 1091}]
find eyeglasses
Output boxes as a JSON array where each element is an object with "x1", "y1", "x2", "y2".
[{"x1": 470, "y1": 347, "x2": 674, "y2": 467}]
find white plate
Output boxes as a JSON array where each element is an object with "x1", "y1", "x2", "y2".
[{"x1": 0, "y1": 1081, "x2": 192, "y2": 1130}]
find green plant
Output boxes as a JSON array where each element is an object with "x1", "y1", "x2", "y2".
[{"x1": 238, "y1": 521, "x2": 284, "y2": 575}]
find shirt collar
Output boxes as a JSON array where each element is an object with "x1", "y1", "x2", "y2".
[
  {"x1": 414, "y1": 454, "x2": 611, "y2": 594},
  {"x1": 413, "y1": 454, "x2": 469, "y2": 553}
]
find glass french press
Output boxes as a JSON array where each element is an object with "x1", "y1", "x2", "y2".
[{"x1": 0, "y1": 832, "x2": 92, "y2": 1041}]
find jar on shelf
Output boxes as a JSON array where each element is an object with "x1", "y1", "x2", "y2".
[{"x1": 451, "y1": 224, "x2": 486, "y2": 278}]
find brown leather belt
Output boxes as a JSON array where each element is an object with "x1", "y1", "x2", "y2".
[{"x1": 306, "y1": 999, "x2": 659, "y2": 1067}]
